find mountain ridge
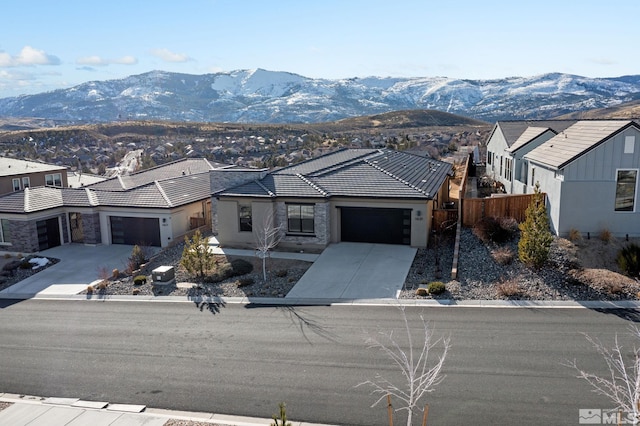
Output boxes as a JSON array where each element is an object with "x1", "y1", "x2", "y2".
[{"x1": 1, "y1": 69, "x2": 639, "y2": 124}]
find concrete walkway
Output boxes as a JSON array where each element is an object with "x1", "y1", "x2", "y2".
[
  {"x1": 0, "y1": 393, "x2": 331, "y2": 426},
  {"x1": 286, "y1": 242, "x2": 417, "y2": 299}
]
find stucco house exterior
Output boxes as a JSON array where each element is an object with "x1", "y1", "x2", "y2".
[
  {"x1": 523, "y1": 120, "x2": 640, "y2": 237},
  {"x1": 0, "y1": 158, "x2": 230, "y2": 252},
  {"x1": 0, "y1": 157, "x2": 69, "y2": 195},
  {"x1": 212, "y1": 148, "x2": 453, "y2": 250}
]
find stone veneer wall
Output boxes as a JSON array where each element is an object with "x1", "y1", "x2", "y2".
[
  {"x1": 275, "y1": 201, "x2": 330, "y2": 249},
  {"x1": 7, "y1": 219, "x2": 39, "y2": 253},
  {"x1": 60, "y1": 214, "x2": 69, "y2": 244},
  {"x1": 82, "y1": 212, "x2": 102, "y2": 245}
]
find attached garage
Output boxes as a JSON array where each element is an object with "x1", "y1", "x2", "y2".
[
  {"x1": 340, "y1": 207, "x2": 411, "y2": 245},
  {"x1": 110, "y1": 216, "x2": 161, "y2": 247}
]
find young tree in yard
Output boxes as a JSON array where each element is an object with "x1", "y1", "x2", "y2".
[
  {"x1": 180, "y1": 230, "x2": 215, "y2": 279},
  {"x1": 518, "y1": 182, "x2": 553, "y2": 268},
  {"x1": 358, "y1": 306, "x2": 451, "y2": 426},
  {"x1": 565, "y1": 327, "x2": 640, "y2": 424},
  {"x1": 255, "y1": 209, "x2": 282, "y2": 282}
]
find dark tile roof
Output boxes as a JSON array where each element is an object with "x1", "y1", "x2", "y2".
[{"x1": 218, "y1": 149, "x2": 452, "y2": 200}]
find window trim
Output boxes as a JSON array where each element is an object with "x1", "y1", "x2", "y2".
[
  {"x1": 22, "y1": 176, "x2": 30, "y2": 189},
  {"x1": 0, "y1": 218, "x2": 11, "y2": 244},
  {"x1": 45, "y1": 172, "x2": 63, "y2": 188},
  {"x1": 614, "y1": 168, "x2": 638, "y2": 212},
  {"x1": 286, "y1": 203, "x2": 315, "y2": 235}
]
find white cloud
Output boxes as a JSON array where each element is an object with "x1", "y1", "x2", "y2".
[
  {"x1": 76, "y1": 55, "x2": 138, "y2": 66},
  {"x1": 150, "y1": 48, "x2": 191, "y2": 63},
  {"x1": 0, "y1": 46, "x2": 60, "y2": 67}
]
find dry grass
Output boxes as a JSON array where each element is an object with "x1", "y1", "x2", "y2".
[
  {"x1": 496, "y1": 280, "x2": 523, "y2": 298},
  {"x1": 491, "y1": 246, "x2": 514, "y2": 265},
  {"x1": 599, "y1": 228, "x2": 612, "y2": 243},
  {"x1": 568, "y1": 228, "x2": 582, "y2": 242}
]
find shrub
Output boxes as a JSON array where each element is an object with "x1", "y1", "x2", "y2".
[
  {"x1": 568, "y1": 228, "x2": 582, "y2": 242},
  {"x1": 416, "y1": 287, "x2": 429, "y2": 297},
  {"x1": 496, "y1": 281, "x2": 522, "y2": 298},
  {"x1": 518, "y1": 183, "x2": 553, "y2": 269},
  {"x1": 180, "y1": 231, "x2": 215, "y2": 279},
  {"x1": 491, "y1": 247, "x2": 514, "y2": 265},
  {"x1": 236, "y1": 277, "x2": 254, "y2": 287},
  {"x1": 129, "y1": 245, "x2": 148, "y2": 270},
  {"x1": 274, "y1": 269, "x2": 288, "y2": 278},
  {"x1": 599, "y1": 228, "x2": 612, "y2": 243},
  {"x1": 230, "y1": 258, "x2": 253, "y2": 276},
  {"x1": 86, "y1": 285, "x2": 94, "y2": 293},
  {"x1": 617, "y1": 243, "x2": 640, "y2": 277},
  {"x1": 3, "y1": 253, "x2": 11, "y2": 259},
  {"x1": 132, "y1": 288, "x2": 140, "y2": 295},
  {"x1": 19, "y1": 260, "x2": 32, "y2": 269},
  {"x1": 473, "y1": 216, "x2": 516, "y2": 243},
  {"x1": 97, "y1": 281, "x2": 108, "y2": 290},
  {"x1": 112, "y1": 268, "x2": 120, "y2": 279},
  {"x1": 427, "y1": 281, "x2": 446, "y2": 295},
  {"x1": 133, "y1": 275, "x2": 147, "y2": 285}
]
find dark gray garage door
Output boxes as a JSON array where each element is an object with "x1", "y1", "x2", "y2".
[
  {"x1": 110, "y1": 216, "x2": 161, "y2": 247},
  {"x1": 340, "y1": 207, "x2": 411, "y2": 245}
]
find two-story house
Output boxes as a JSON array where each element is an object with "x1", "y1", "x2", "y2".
[{"x1": 0, "y1": 157, "x2": 68, "y2": 195}]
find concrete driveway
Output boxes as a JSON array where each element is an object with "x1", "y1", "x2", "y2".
[
  {"x1": 0, "y1": 244, "x2": 143, "y2": 296},
  {"x1": 286, "y1": 242, "x2": 417, "y2": 300}
]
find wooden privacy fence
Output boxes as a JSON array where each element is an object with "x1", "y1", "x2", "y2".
[{"x1": 461, "y1": 193, "x2": 542, "y2": 227}]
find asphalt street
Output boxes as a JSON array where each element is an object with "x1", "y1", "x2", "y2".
[{"x1": 0, "y1": 299, "x2": 636, "y2": 425}]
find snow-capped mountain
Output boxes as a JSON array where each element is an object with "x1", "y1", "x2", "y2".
[{"x1": 1, "y1": 69, "x2": 639, "y2": 124}]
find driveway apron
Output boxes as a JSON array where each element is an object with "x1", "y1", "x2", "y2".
[
  {"x1": 286, "y1": 242, "x2": 417, "y2": 299},
  {"x1": 0, "y1": 244, "x2": 140, "y2": 296}
]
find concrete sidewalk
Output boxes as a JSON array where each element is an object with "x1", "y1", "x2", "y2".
[{"x1": 0, "y1": 393, "x2": 333, "y2": 426}]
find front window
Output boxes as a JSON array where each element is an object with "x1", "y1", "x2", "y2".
[
  {"x1": 22, "y1": 177, "x2": 30, "y2": 189},
  {"x1": 287, "y1": 204, "x2": 314, "y2": 234},
  {"x1": 238, "y1": 203, "x2": 252, "y2": 232},
  {"x1": 12, "y1": 178, "x2": 20, "y2": 191},
  {"x1": 45, "y1": 173, "x2": 62, "y2": 187},
  {"x1": 615, "y1": 169, "x2": 638, "y2": 212},
  {"x1": 0, "y1": 219, "x2": 11, "y2": 243}
]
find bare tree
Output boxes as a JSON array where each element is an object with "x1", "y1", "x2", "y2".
[
  {"x1": 254, "y1": 209, "x2": 282, "y2": 282},
  {"x1": 566, "y1": 326, "x2": 640, "y2": 422},
  {"x1": 358, "y1": 306, "x2": 451, "y2": 426}
]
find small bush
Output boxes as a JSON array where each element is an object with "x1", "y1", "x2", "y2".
[
  {"x1": 97, "y1": 281, "x2": 108, "y2": 290},
  {"x1": 133, "y1": 275, "x2": 147, "y2": 285},
  {"x1": 132, "y1": 288, "x2": 140, "y2": 295},
  {"x1": 496, "y1": 281, "x2": 522, "y2": 298},
  {"x1": 236, "y1": 277, "x2": 254, "y2": 287},
  {"x1": 86, "y1": 285, "x2": 94, "y2": 293},
  {"x1": 19, "y1": 260, "x2": 32, "y2": 269},
  {"x1": 427, "y1": 281, "x2": 446, "y2": 295},
  {"x1": 617, "y1": 243, "x2": 640, "y2": 277},
  {"x1": 416, "y1": 287, "x2": 429, "y2": 297},
  {"x1": 607, "y1": 282, "x2": 623, "y2": 295},
  {"x1": 568, "y1": 228, "x2": 582, "y2": 242},
  {"x1": 3, "y1": 253, "x2": 11, "y2": 259},
  {"x1": 492, "y1": 247, "x2": 514, "y2": 265},
  {"x1": 230, "y1": 258, "x2": 253, "y2": 276},
  {"x1": 473, "y1": 216, "x2": 517, "y2": 243},
  {"x1": 129, "y1": 244, "x2": 148, "y2": 270},
  {"x1": 274, "y1": 269, "x2": 288, "y2": 278},
  {"x1": 112, "y1": 268, "x2": 120, "y2": 279},
  {"x1": 599, "y1": 228, "x2": 612, "y2": 243}
]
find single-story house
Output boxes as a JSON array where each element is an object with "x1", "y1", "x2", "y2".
[
  {"x1": 485, "y1": 120, "x2": 576, "y2": 193},
  {"x1": 523, "y1": 120, "x2": 640, "y2": 237},
  {"x1": 0, "y1": 158, "x2": 232, "y2": 252},
  {"x1": 212, "y1": 148, "x2": 453, "y2": 250}
]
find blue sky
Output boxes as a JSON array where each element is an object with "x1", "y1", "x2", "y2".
[{"x1": 1, "y1": 0, "x2": 638, "y2": 98}]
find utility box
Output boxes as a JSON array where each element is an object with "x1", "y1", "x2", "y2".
[{"x1": 152, "y1": 266, "x2": 175, "y2": 284}]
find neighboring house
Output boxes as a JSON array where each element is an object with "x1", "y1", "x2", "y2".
[
  {"x1": 213, "y1": 148, "x2": 453, "y2": 250},
  {"x1": 0, "y1": 157, "x2": 69, "y2": 195},
  {"x1": 0, "y1": 158, "x2": 233, "y2": 253},
  {"x1": 523, "y1": 120, "x2": 640, "y2": 237},
  {"x1": 485, "y1": 120, "x2": 576, "y2": 193}
]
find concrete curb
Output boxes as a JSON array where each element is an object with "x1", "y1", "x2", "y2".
[
  {"x1": 0, "y1": 393, "x2": 333, "y2": 426},
  {"x1": 1, "y1": 292, "x2": 639, "y2": 309}
]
